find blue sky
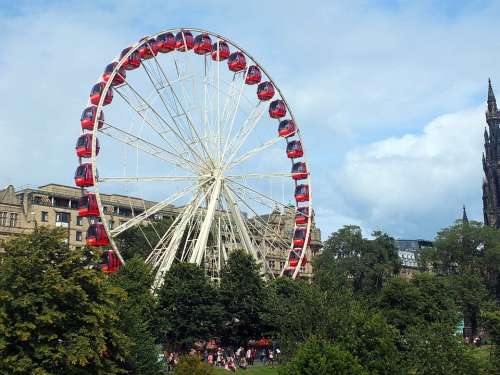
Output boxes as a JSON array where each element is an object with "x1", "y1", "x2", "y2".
[{"x1": 0, "y1": 0, "x2": 499, "y2": 240}]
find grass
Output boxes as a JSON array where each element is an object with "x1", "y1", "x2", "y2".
[
  {"x1": 214, "y1": 365, "x2": 280, "y2": 374},
  {"x1": 471, "y1": 346, "x2": 495, "y2": 374}
]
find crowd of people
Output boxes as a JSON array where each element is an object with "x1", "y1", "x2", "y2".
[{"x1": 163, "y1": 346, "x2": 281, "y2": 372}]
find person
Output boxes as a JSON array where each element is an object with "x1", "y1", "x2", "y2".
[
  {"x1": 250, "y1": 348, "x2": 256, "y2": 365},
  {"x1": 208, "y1": 352, "x2": 214, "y2": 365},
  {"x1": 260, "y1": 348, "x2": 266, "y2": 364},
  {"x1": 239, "y1": 356, "x2": 248, "y2": 370},
  {"x1": 226, "y1": 356, "x2": 236, "y2": 372},
  {"x1": 268, "y1": 348, "x2": 274, "y2": 366},
  {"x1": 246, "y1": 348, "x2": 252, "y2": 366},
  {"x1": 275, "y1": 347, "x2": 281, "y2": 364}
]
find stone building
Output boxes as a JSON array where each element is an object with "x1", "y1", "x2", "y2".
[
  {"x1": 482, "y1": 79, "x2": 500, "y2": 227},
  {"x1": 394, "y1": 239, "x2": 433, "y2": 278}
]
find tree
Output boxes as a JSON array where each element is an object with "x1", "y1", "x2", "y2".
[
  {"x1": 172, "y1": 355, "x2": 214, "y2": 375},
  {"x1": 219, "y1": 249, "x2": 268, "y2": 347},
  {"x1": 279, "y1": 335, "x2": 367, "y2": 375},
  {"x1": 111, "y1": 257, "x2": 163, "y2": 374},
  {"x1": 314, "y1": 226, "x2": 400, "y2": 298},
  {"x1": 0, "y1": 227, "x2": 128, "y2": 374},
  {"x1": 482, "y1": 309, "x2": 500, "y2": 370},
  {"x1": 115, "y1": 218, "x2": 174, "y2": 261},
  {"x1": 156, "y1": 262, "x2": 222, "y2": 351}
]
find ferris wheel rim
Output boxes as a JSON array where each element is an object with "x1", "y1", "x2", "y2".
[{"x1": 85, "y1": 27, "x2": 313, "y2": 281}]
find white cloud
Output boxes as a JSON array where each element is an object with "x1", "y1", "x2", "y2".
[{"x1": 321, "y1": 106, "x2": 484, "y2": 239}]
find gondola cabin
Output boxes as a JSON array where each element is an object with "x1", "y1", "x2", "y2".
[
  {"x1": 289, "y1": 256, "x2": 307, "y2": 268},
  {"x1": 76, "y1": 133, "x2": 100, "y2": 158},
  {"x1": 211, "y1": 41, "x2": 230, "y2": 61},
  {"x1": 286, "y1": 140, "x2": 303, "y2": 158},
  {"x1": 78, "y1": 193, "x2": 99, "y2": 217},
  {"x1": 278, "y1": 119, "x2": 296, "y2": 138},
  {"x1": 102, "y1": 62, "x2": 126, "y2": 86},
  {"x1": 74, "y1": 163, "x2": 95, "y2": 187},
  {"x1": 138, "y1": 38, "x2": 158, "y2": 59},
  {"x1": 100, "y1": 250, "x2": 121, "y2": 273},
  {"x1": 291, "y1": 162, "x2": 308, "y2": 180},
  {"x1": 245, "y1": 65, "x2": 261, "y2": 85},
  {"x1": 90, "y1": 82, "x2": 113, "y2": 106},
  {"x1": 295, "y1": 206, "x2": 310, "y2": 225},
  {"x1": 228, "y1": 52, "x2": 246, "y2": 72},
  {"x1": 193, "y1": 33, "x2": 212, "y2": 54},
  {"x1": 81, "y1": 106, "x2": 104, "y2": 130},
  {"x1": 175, "y1": 31, "x2": 194, "y2": 51},
  {"x1": 293, "y1": 227, "x2": 310, "y2": 247},
  {"x1": 86, "y1": 223, "x2": 109, "y2": 247},
  {"x1": 119, "y1": 47, "x2": 141, "y2": 70},
  {"x1": 257, "y1": 81, "x2": 275, "y2": 101},
  {"x1": 269, "y1": 100, "x2": 286, "y2": 119},
  {"x1": 295, "y1": 184, "x2": 310, "y2": 202},
  {"x1": 156, "y1": 32, "x2": 175, "y2": 53}
]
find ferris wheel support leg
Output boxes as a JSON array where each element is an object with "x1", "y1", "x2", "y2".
[
  {"x1": 222, "y1": 184, "x2": 260, "y2": 264},
  {"x1": 189, "y1": 178, "x2": 223, "y2": 265}
]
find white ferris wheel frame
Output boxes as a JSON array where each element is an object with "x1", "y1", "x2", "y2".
[{"x1": 86, "y1": 27, "x2": 313, "y2": 287}]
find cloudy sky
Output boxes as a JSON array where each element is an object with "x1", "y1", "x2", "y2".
[{"x1": 0, "y1": 0, "x2": 499, "y2": 240}]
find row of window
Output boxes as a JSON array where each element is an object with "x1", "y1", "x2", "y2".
[
  {"x1": 0, "y1": 212, "x2": 18, "y2": 227},
  {"x1": 40, "y1": 211, "x2": 124, "y2": 229}
]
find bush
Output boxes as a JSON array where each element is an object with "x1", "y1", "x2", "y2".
[
  {"x1": 172, "y1": 355, "x2": 214, "y2": 375},
  {"x1": 279, "y1": 336, "x2": 367, "y2": 375}
]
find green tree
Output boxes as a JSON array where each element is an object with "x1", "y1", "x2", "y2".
[
  {"x1": 314, "y1": 226, "x2": 400, "y2": 298},
  {"x1": 172, "y1": 355, "x2": 214, "y2": 375},
  {"x1": 279, "y1": 335, "x2": 367, "y2": 375},
  {"x1": 156, "y1": 262, "x2": 222, "y2": 351},
  {"x1": 111, "y1": 257, "x2": 163, "y2": 374},
  {"x1": 482, "y1": 309, "x2": 500, "y2": 370},
  {"x1": 219, "y1": 249, "x2": 268, "y2": 347},
  {"x1": 115, "y1": 217, "x2": 174, "y2": 261},
  {"x1": 0, "y1": 227, "x2": 128, "y2": 374}
]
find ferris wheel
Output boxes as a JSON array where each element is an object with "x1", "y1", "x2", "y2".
[{"x1": 74, "y1": 28, "x2": 313, "y2": 289}]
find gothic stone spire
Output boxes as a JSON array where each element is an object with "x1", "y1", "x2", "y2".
[{"x1": 488, "y1": 78, "x2": 498, "y2": 114}]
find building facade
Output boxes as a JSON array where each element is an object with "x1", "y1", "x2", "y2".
[
  {"x1": 394, "y1": 239, "x2": 433, "y2": 278},
  {"x1": 483, "y1": 79, "x2": 500, "y2": 227}
]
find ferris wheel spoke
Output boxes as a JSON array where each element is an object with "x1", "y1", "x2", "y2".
[
  {"x1": 227, "y1": 137, "x2": 282, "y2": 170},
  {"x1": 226, "y1": 172, "x2": 293, "y2": 179},
  {"x1": 221, "y1": 102, "x2": 267, "y2": 166},
  {"x1": 116, "y1": 81, "x2": 211, "y2": 169},
  {"x1": 99, "y1": 122, "x2": 200, "y2": 172},
  {"x1": 98, "y1": 175, "x2": 200, "y2": 183},
  {"x1": 109, "y1": 184, "x2": 196, "y2": 237},
  {"x1": 226, "y1": 177, "x2": 295, "y2": 212}
]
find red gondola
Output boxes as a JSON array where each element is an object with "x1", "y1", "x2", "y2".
[
  {"x1": 286, "y1": 140, "x2": 303, "y2": 158},
  {"x1": 81, "y1": 106, "x2": 104, "y2": 130},
  {"x1": 291, "y1": 162, "x2": 308, "y2": 180},
  {"x1": 100, "y1": 250, "x2": 121, "y2": 273},
  {"x1": 193, "y1": 33, "x2": 212, "y2": 54},
  {"x1": 289, "y1": 256, "x2": 307, "y2": 268},
  {"x1": 90, "y1": 82, "x2": 113, "y2": 106},
  {"x1": 245, "y1": 65, "x2": 261, "y2": 85},
  {"x1": 228, "y1": 51, "x2": 246, "y2": 72},
  {"x1": 269, "y1": 100, "x2": 286, "y2": 119},
  {"x1": 257, "y1": 81, "x2": 275, "y2": 101},
  {"x1": 293, "y1": 227, "x2": 310, "y2": 247},
  {"x1": 175, "y1": 31, "x2": 194, "y2": 51},
  {"x1": 278, "y1": 119, "x2": 296, "y2": 138},
  {"x1": 74, "y1": 163, "x2": 95, "y2": 187},
  {"x1": 119, "y1": 47, "x2": 141, "y2": 70},
  {"x1": 295, "y1": 184, "x2": 310, "y2": 202},
  {"x1": 78, "y1": 193, "x2": 99, "y2": 217},
  {"x1": 102, "y1": 62, "x2": 126, "y2": 86},
  {"x1": 211, "y1": 41, "x2": 230, "y2": 61},
  {"x1": 295, "y1": 206, "x2": 310, "y2": 225},
  {"x1": 86, "y1": 223, "x2": 109, "y2": 247},
  {"x1": 76, "y1": 133, "x2": 100, "y2": 158},
  {"x1": 138, "y1": 38, "x2": 158, "y2": 59},
  {"x1": 156, "y1": 32, "x2": 176, "y2": 53}
]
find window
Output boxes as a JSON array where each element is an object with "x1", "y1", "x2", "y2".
[
  {"x1": 55, "y1": 212, "x2": 71, "y2": 227},
  {"x1": 76, "y1": 231, "x2": 82, "y2": 242},
  {"x1": 268, "y1": 260, "x2": 276, "y2": 269},
  {"x1": 41, "y1": 211, "x2": 48, "y2": 222},
  {"x1": 108, "y1": 220, "x2": 114, "y2": 230},
  {"x1": 0, "y1": 212, "x2": 7, "y2": 226},
  {"x1": 279, "y1": 261, "x2": 285, "y2": 269},
  {"x1": 76, "y1": 216, "x2": 83, "y2": 226},
  {"x1": 300, "y1": 266, "x2": 306, "y2": 273},
  {"x1": 9, "y1": 213, "x2": 17, "y2": 227}
]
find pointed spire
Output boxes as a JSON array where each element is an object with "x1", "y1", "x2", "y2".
[
  {"x1": 463, "y1": 205, "x2": 469, "y2": 224},
  {"x1": 488, "y1": 78, "x2": 498, "y2": 113}
]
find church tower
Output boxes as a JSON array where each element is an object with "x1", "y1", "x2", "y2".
[{"x1": 482, "y1": 79, "x2": 500, "y2": 227}]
